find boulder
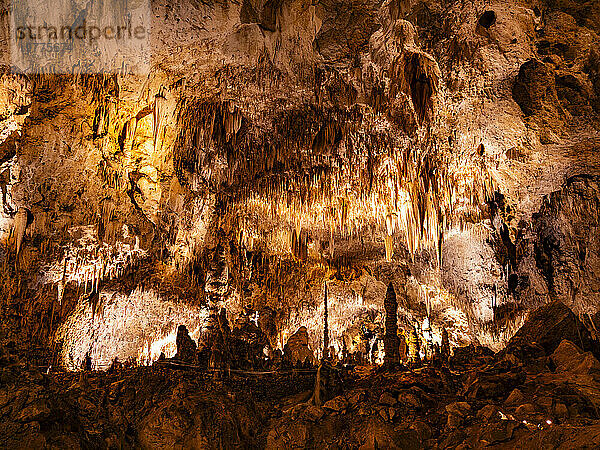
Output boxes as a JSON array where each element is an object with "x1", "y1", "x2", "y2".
[
  {"x1": 464, "y1": 362, "x2": 526, "y2": 400},
  {"x1": 445, "y1": 401, "x2": 472, "y2": 417},
  {"x1": 446, "y1": 402, "x2": 471, "y2": 428},
  {"x1": 301, "y1": 404, "x2": 325, "y2": 422},
  {"x1": 554, "y1": 402, "x2": 569, "y2": 420},
  {"x1": 398, "y1": 391, "x2": 422, "y2": 409},
  {"x1": 347, "y1": 390, "x2": 366, "y2": 407},
  {"x1": 477, "y1": 404, "x2": 500, "y2": 421},
  {"x1": 515, "y1": 403, "x2": 536, "y2": 416},
  {"x1": 440, "y1": 430, "x2": 467, "y2": 449},
  {"x1": 479, "y1": 420, "x2": 519, "y2": 445},
  {"x1": 510, "y1": 422, "x2": 600, "y2": 448},
  {"x1": 551, "y1": 340, "x2": 600, "y2": 376},
  {"x1": 358, "y1": 418, "x2": 420, "y2": 450},
  {"x1": 502, "y1": 301, "x2": 597, "y2": 358},
  {"x1": 379, "y1": 392, "x2": 397, "y2": 406},
  {"x1": 15, "y1": 402, "x2": 50, "y2": 423},
  {"x1": 504, "y1": 388, "x2": 526, "y2": 406},
  {"x1": 323, "y1": 395, "x2": 348, "y2": 413},
  {"x1": 409, "y1": 420, "x2": 432, "y2": 441}
]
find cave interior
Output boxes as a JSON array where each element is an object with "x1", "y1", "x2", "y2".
[{"x1": 2, "y1": 0, "x2": 600, "y2": 447}]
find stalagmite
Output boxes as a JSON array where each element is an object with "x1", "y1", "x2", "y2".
[
  {"x1": 440, "y1": 327, "x2": 450, "y2": 363},
  {"x1": 383, "y1": 282, "x2": 399, "y2": 366},
  {"x1": 422, "y1": 316, "x2": 433, "y2": 361},
  {"x1": 322, "y1": 283, "x2": 329, "y2": 360},
  {"x1": 398, "y1": 329, "x2": 408, "y2": 362},
  {"x1": 408, "y1": 323, "x2": 421, "y2": 365}
]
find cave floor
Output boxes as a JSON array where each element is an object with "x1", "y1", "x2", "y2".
[{"x1": 2, "y1": 340, "x2": 600, "y2": 449}]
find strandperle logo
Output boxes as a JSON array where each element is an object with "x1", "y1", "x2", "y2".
[
  {"x1": 14, "y1": 20, "x2": 148, "y2": 42},
  {"x1": 10, "y1": 0, "x2": 150, "y2": 75}
]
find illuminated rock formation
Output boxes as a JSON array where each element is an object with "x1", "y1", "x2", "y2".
[
  {"x1": 12, "y1": 207, "x2": 29, "y2": 256},
  {"x1": 232, "y1": 309, "x2": 270, "y2": 369}
]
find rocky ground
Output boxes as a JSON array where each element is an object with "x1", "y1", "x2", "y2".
[{"x1": 1, "y1": 301, "x2": 600, "y2": 449}]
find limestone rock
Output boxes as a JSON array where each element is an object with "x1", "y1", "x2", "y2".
[
  {"x1": 512, "y1": 59, "x2": 563, "y2": 118},
  {"x1": 301, "y1": 404, "x2": 325, "y2": 422},
  {"x1": 232, "y1": 313, "x2": 270, "y2": 369},
  {"x1": 477, "y1": 404, "x2": 500, "y2": 421},
  {"x1": 409, "y1": 420, "x2": 432, "y2": 442},
  {"x1": 515, "y1": 403, "x2": 536, "y2": 416},
  {"x1": 445, "y1": 401, "x2": 471, "y2": 417}
]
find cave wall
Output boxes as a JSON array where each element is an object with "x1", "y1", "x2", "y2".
[{"x1": 533, "y1": 176, "x2": 600, "y2": 313}]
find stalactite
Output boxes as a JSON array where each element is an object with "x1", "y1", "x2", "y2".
[
  {"x1": 125, "y1": 117, "x2": 137, "y2": 154},
  {"x1": 384, "y1": 234, "x2": 394, "y2": 261},
  {"x1": 153, "y1": 93, "x2": 167, "y2": 149},
  {"x1": 13, "y1": 207, "x2": 29, "y2": 256}
]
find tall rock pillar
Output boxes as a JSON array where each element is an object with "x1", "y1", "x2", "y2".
[
  {"x1": 384, "y1": 282, "x2": 400, "y2": 366},
  {"x1": 322, "y1": 283, "x2": 329, "y2": 360}
]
